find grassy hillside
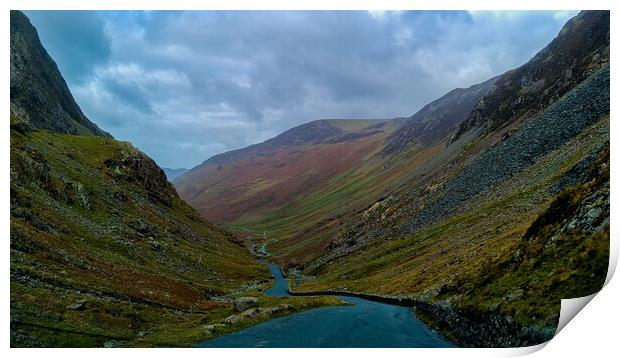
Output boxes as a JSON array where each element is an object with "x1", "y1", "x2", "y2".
[
  {"x1": 207, "y1": 12, "x2": 610, "y2": 346},
  {"x1": 176, "y1": 119, "x2": 400, "y2": 229},
  {"x1": 10, "y1": 128, "x2": 340, "y2": 347},
  {"x1": 287, "y1": 27, "x2": 610, "y2": 345}
]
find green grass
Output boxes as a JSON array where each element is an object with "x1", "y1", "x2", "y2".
[
  {"x1": 291, "y1": 116, "x2": 609, "y2": 333},
  {"x1": 326, "y1": 119, "x2": 389, "y2": 131},
  {"x1": 11, "y1": 281, "x2": 343, "y2": 347},
  {"x1": 10, "y1": 128, "x2": 344, "y2": 347}
]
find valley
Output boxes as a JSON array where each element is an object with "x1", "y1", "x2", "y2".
[
  {"x1": 175, "y1": 10, "x2": 610, "y2": 347},
  {"x1": 10, "y1": 9, "x2": 611, "y2": 348}
]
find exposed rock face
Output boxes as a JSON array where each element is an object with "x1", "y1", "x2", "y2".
[
  {"x1": 104, "y1": 146, "x2": 178, "y2": 205},
  {"x1": 523, "y1": 146, "x2": 609, "y2": 242},
  {"x1": 10, "y1": 10, "x2": 110, "y2": 137},
  {"x1": 385, "y1": 76, "x2": 497, "y2": 154},
  {"x1": 404, "y1": 66, "x2": 609, "y2": 232},
  {"x1": 453, "y1": 10, "x2": 609, "y2": 142},
  {"x1": 233, "y1": 296, "x2": 259, "y2": 312},
  {"x1": 65, "y1": 299, "x2": 87, "y2": 311}
]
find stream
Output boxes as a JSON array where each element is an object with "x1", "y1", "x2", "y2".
[{"x1": 198, "y1": 257, "x2": 454, "y2": 348}]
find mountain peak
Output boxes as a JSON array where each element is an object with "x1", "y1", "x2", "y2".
[
  {"x1": 10, "y1": 10, "x2": 111, "y2": 137},
  {"x1": 452, "y1": 10, "x2": 609, "y2": 143}
]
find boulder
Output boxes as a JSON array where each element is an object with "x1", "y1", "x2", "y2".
[
  {"x1": 66, "y1": 299, "x2": 87, "y2": 311},
  {"x1": 233, "y1": 296, "x2": 258, "y2": 312},
  {"x1": 204, "y1": 323, "x2": 225, "y2": 332},
  {"x1": 223, "y1": 314, "x2": 242, "y2": 325}
]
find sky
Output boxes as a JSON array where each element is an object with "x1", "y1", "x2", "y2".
[{"x1": 25, "y1": 10, "x2": 578, "y2": 169}]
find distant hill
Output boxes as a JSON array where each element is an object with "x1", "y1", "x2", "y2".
[
  {"x1": 175, "y1": 118, "x2": 398, "y2": 223},
  {"x1": 163, "y1": 167, "x2": 188, "y2": 181}
]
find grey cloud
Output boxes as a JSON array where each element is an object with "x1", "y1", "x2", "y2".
[
  {"x1": 25, "y1": 10, "x2": 111, "y2": 83},
  {"x1": 27, "y1": 10, "x2": 577, "y2": 168}
]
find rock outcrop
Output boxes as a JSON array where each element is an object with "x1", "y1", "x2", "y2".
[{"x1": 233, "y1": 297, "x2": 259, "y2": 312}]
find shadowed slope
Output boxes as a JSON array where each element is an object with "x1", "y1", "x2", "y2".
[{"x1": 10, "y1": 11, "x2": 110, "y2": 137}]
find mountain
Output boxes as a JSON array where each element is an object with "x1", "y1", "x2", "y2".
[
  {"x1": 384, "y1": 76, "x2": 497, "y2": 155},
  {"x1": 179, "y1": 11, "x2": 609, "y2": 347},
  {"x1": 174, "y1": 78, "x2": 497, "y2": 262},
  {"x1": 175, "y1": 119, "x2": 398, "y2": 223},
  {"x1": 10, "y1": 11, "x2": 336, "y2": 347},
  {"x1": 163, "y1": 167, "x2": 188, "y2": 181},
  {"x1": 452, "y1": 10, "x2": 609, "y2": 142},
  {"x1": 10, "y1": 11, "x2": 110, "y2": 137},
  {"x1": 291, "y1": 10, "x2": 609, "y2": 347}
]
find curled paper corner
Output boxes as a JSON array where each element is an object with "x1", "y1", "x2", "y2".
[
  {"x1": 508, "y1": 236, "x2": 617, "y2": 356},
  {"x1": 505, "y1": 341, "x2": 548, "y2": 356},
  {"x1": 505, "y1": 294, "x2": 601, "y2": 356},
  {"x1": 554, "y1": 293, "x2": 598, "y2": 336},
  {"x1": 550, "y1": 224, "x2": 618, "y2": 343},
  {"x1": 549, "y1": 243, "x2": 618, "y2": 339}
]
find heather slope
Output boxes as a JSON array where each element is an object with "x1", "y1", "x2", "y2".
[{"x1": 175, "y1": 119, "x2": 397, "y2": 224}]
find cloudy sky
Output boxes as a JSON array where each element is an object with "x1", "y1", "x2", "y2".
[{"x1": 25, "y1": 10, "x2": 577, "y2": 169}]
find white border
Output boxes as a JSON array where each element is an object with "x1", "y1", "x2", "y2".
[{"x1": 2, "y1": 1, "x2": 617, "y2": 357}]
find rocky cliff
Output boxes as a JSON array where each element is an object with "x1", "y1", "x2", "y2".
[
  {"x1": 9, "y1": 11, "x2": 273, "y2": 347},
  {"x1": 10, "y1": 10, "x2": 110, "y2": 137},
  {"x1": 453, "y1": 10, "x2": 609, "y2": 142}
]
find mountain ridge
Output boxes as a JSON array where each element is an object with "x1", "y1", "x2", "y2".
[
  {"x1": 175, "y1": 118, "x2": 398, "y2": 223},
  {"x1": 452, "y1": 10, "x2": 609, "y2": 143},
  {"x1": 384, "y1": 75, "x2": 497, "y2": 154},
  {"x1": 10, "y1": 10, "x2": 110, "y2": 137}
]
